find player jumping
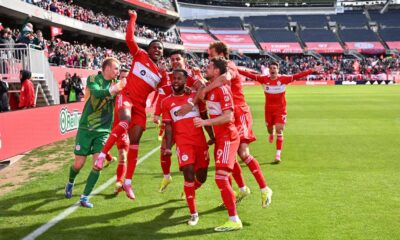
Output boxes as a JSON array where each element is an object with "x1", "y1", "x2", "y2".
[{"x1": 94, "y1": 10, "x2": 166, "y2": 200}]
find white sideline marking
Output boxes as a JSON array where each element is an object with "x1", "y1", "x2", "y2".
[{"x1": 22, "y1": 146, "x2": 160, "y2": 240}]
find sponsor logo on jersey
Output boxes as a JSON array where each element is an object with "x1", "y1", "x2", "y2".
[
  {"x1": 133, "y1": 62, "x2": 161, "y2": 89},
  {"x1": 187, "y1": 97, "x2": 193, "y2": 104},
  {"x1": 60, "y1": 107, "x2": 82, "y2": 134},
  {"x1": 170, "y1": 105, "x2": 200, "y2": 122},
  {"x1": 206, "y1": 101, "x2": 222, "y2": 115},
  {"x1": 263, "y1": 84, "x2": 286, "y2": 94}
]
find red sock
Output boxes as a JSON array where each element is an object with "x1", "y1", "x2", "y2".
[
  {"x1": 276, "y1": 134, "x2": 284, "y2": 151},
  {"x1": 244, "y1": 155, "x2": 267, "y2": 189},
  {"x1": 232, "y1": 161, "x2": 245, "y2": 188},
  {"x1": 102, "y1": 121, "x2": 129, "y2": 154},
  {"x1": 125, "y1": 144, "x2": 138, "y2": 180},
  {"x1": 184, "y1": 181, "x2": 197, "y2": 214},
  {"x1": 116, "y1": 159, "x2": 126, "y2": 183},
  {"x1": 215, "y1": 174, "x2": 237, "y2": 217},
  {"x1": 194, "y1": 178, "x2": 202, "y2": 190},
  {"x1": 160, "y1": 148, "x2": 171, "y2": 175}
]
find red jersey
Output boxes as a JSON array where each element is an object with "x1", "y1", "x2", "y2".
[
  {"x1": 227, "y1": 61, "x2": 247, "y2": 107},
  {"x1": 161, "y1": 93, "x2": 207, "y2": 147},
  {"x1": 19, "y1": 80, "x2": 35, "y2": 108},
  {"x1": 154, "y1": 72, "x2": 197, "y2": 116},
  {"x1": 123, "y1": 13, "x2": 166, "y2": 106},
  {"x1": 238, "y1": 69, "x2": 314, "y2": 111},
  {"x1": 205, "y1": 86, "x2": 238, "y2": 142}
]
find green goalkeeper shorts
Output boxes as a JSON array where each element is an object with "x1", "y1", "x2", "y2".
[{"x1": 74, "y1": 128, "x2": 110, "y2": 156}]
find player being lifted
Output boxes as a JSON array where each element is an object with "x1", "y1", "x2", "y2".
[
  {"x1": 238, "y1": 61, "x2": 322, "y2": 163},
  {"x1": 64, "y1": 58, "x2": 123, "y2": 208},
  {"x1": 162, "y1": 69, "x2": 214, "y2": 226},
  {"x1": 95, "y1": 9, "x2": 166, "y2": 200},
  {"x1": 154, "y1": 50, "x2": 206, "y2": 193},
  {"x1": 194, "y1": 57, "x2": 243, "y2": 232}
]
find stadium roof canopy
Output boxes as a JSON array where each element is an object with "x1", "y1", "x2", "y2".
[{"x1": 178, "y1": 0, "x2": 336, "y2": 7}]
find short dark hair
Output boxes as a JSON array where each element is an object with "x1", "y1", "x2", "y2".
[
  {"x1": 269, "y1": 61, "x2": 280, "y2": 68},
  {"x1": 172, "y1": 68, "x2": 188, "y2": 78},
  {"x1": 209, "y1": 41, "x2": 229, "y2": 59},
  {"x1": 210, "y1": 57, "x2": 228, "y2": 75},
  {"x1": 147, "y1": 39, "x2": 163, "y2": 50},
  {"x1": 169, "y1": 49, "x2": 186, "y2": 58}
]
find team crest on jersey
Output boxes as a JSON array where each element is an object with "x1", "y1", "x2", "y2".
[
  {"x1": 182, "y1": 154, "x2": 189, "y2": 161},
  {"x1": 210, "y1": 94, "x2": 215, "y2": 101},
  {"x1": 277, "y1": 81, "x2": 281, "y2": 86},
  {"x1": 75, "y1": 144, "x2": 81, "y2": 151}
]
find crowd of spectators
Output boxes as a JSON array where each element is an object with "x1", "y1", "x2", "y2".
[
  {"x1": 0, "y1": 22, "x2": 134, "y2": 70},
  {"x1": 23, "y1": 0, "x2": 182, "y2": 44}
]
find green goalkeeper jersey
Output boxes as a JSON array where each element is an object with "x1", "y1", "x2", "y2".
[{"x1": 79, "y1": 73, "x2": 116, "y2": 132}]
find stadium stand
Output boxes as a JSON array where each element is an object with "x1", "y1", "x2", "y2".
[
  {"x1": 340, "y1": 29, "x2": 380, "y2": 42},
  {"x1": 379, "y1": 28, "x2": 400, "y2": 50},
  {"x1": 205, "y1": 17, "x2": 242, "y2": 29},
  {"x1": 244, "y1": 15, "x2": 289, "y2": 29},
  {"x1": 300, "y1": 29, "x2": 337, "y2": 42},
  {"x1": 369, "y1": 10, "x2": 400, "y2": 28},
  {"x1": 329, "y1": 11, "x2": 369, "y2": 28},
  {"x1": 291, "y1": 15, "x2": 328, "y2": 29}
]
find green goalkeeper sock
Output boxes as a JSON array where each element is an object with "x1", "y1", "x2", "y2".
[
  {"x1": 68, "y1": 166, "x2": 80, "y2": 184},
  {"x1": 83, "y1": 170, "x2": 100, "y2": 196}
]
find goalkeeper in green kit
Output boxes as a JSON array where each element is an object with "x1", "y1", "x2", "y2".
[{"x1": 64, "y1": 58, "x2": 125, "y2": 208}]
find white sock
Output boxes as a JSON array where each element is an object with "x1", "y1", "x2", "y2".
[
  {"x1": 239, "y1": 186, "x2": 247, "y2": 192},
  {"x1": 192, "y1": 212, "x2": 198, "y2": 217},
  {"x1": 261, "y1": 187, "x2": 269, "y2": 192},
  {"x1": 164, "y1": 174, "x2": 171, "y2": 179},
  {"x1": 124, "y1": 179, "x2": 132, "y2": 185},
  {"x1": 229, "y1": 215, "x2": 240, "y2": 223},
  {"x1": 276, "y1": 150, "x2": 281, "y2": 156}
]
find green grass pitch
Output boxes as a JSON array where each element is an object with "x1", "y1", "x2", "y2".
[{"x1": 1, "y1": 85, "x2": 399, "y2": 240}]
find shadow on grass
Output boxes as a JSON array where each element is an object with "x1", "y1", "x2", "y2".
[
  {"x1": 3, "y1": 199, "x2": 223, "y2": 239},
  {"x1": 0, "y1": 181, "x2": 86, "y2": 217}
]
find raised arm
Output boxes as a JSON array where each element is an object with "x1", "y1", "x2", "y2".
[
  {"x1": 126, "y1": 10, "x2": 140, "y2": 56},
  {"x1": 237, "y1": 68, "x2": 264, "y2": 83}
]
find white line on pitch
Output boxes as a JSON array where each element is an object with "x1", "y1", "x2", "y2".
[{"x1": 22, "y1": 146, "x2": 160, "y2": 240}]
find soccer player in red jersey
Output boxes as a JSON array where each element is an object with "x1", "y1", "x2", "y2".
[
  {"x1": 162, "y1": 69, "x2": 214, "y2": 226},
  {"x1": 153, "y1": 50, "x2": 204, "y2": 192},
  {"x1": 187, "y1": 42, "x2": 272, "y2": 207},
  {"x1": 238, "y1": 61, "x2": 323, "y2": 163},
  {"x1": 95, "y1": 10, "x2": 166, "y2": 200},
  {"x1": 194, "y1": 57, "x2": 243, "y2": 232}
]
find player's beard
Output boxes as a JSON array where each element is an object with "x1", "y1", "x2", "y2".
[{"x1": 173, "y1": 85, "x2": 185, "y2": 94}]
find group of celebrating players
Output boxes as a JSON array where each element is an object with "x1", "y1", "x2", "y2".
[{"x1": 63, "y1": 10, "x2": 322, "y2": 232}]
